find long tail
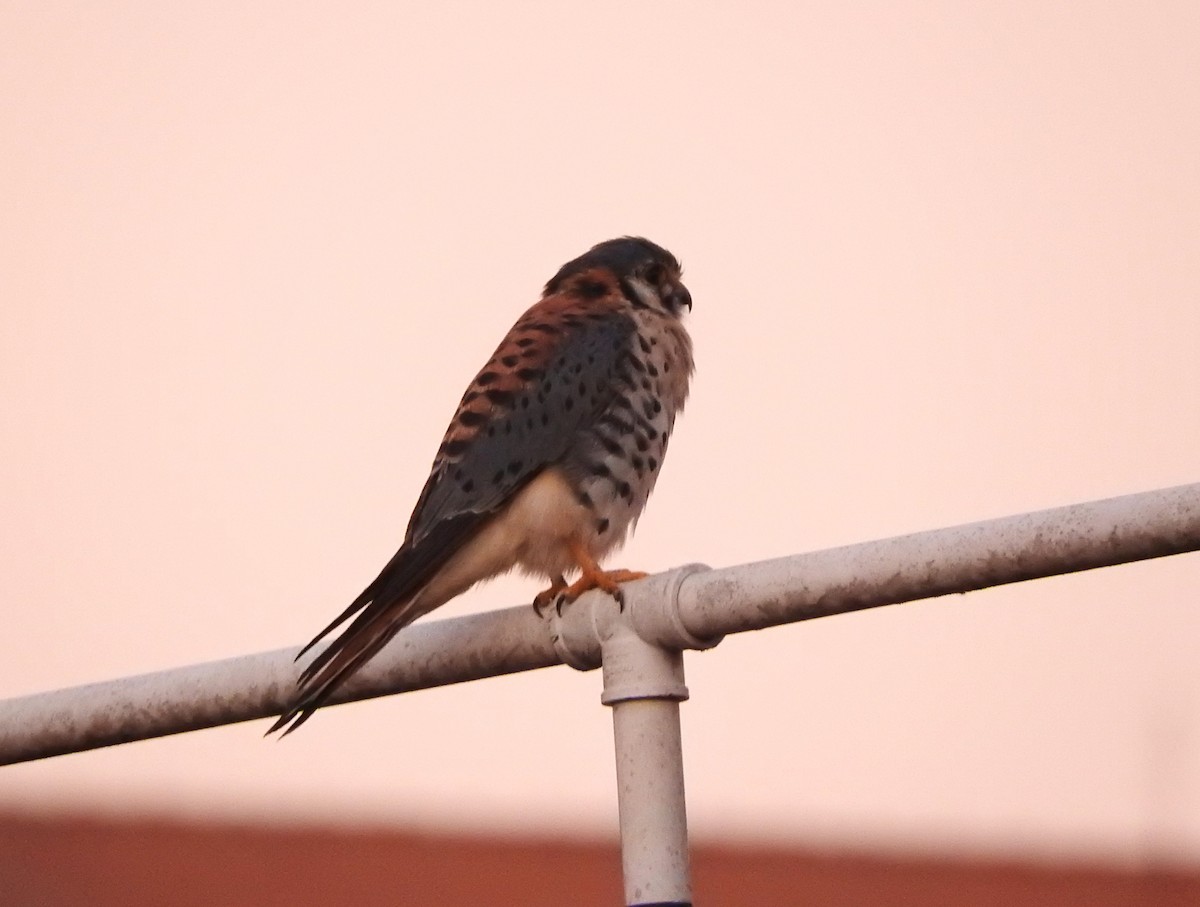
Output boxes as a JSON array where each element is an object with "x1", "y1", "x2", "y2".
[
  {"x1": 268, "y1": 513, "x2": 483, "y2": 735},
  {"x1": 267, "y1": 594, "x2": 424, "y2": 736}
]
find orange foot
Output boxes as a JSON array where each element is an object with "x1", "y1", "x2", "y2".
[
  {"x1": 560, "y1": 567, "x2": 648, "y2": 612},
  {"x1": 532, "y1": 574, "x2": 567, "y2": 618},
  {"x1": 558, "y1": 538, "x2": 647, "y2": 613},
  {"x1": 530, "y1": 542, "x2": 650, "y2": 618}
]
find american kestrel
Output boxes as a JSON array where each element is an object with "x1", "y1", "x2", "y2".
[{"x1": 269, "y1": 237, "x2": 693, "y2": 734}]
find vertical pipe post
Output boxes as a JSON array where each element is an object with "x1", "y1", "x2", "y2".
[{"x1": 602, "y1": 623, "x2": 693, "y2": 907}]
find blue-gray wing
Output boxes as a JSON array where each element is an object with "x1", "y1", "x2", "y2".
[{"x1": 405, "y1": 293, "x2": 636, "y2": 542}]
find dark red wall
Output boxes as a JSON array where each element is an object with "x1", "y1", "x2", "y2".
[{"x1": 1, "y1": 813, "x2": 1196, "y2": 907}]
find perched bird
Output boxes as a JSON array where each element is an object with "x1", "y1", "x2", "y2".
[{"x1": 269, "y1": 237, "x2": 694, "y2": 734}]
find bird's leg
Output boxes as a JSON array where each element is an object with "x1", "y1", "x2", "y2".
[
  {"x1": 532, "y1": 574, "x2": 567, "y2": 618},
  {"x1": 557, "y1": 539, "x2": 648, "y2": 612}
]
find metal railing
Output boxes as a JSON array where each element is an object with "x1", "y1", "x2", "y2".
[{"x1": 3, "y1": 482, "x2": 1199, "y2": 906}]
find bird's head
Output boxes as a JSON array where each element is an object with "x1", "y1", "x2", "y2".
[{"x1": 545, "y1": 236, "x2": 692, "y2": 318}]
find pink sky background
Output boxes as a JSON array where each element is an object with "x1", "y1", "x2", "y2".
[{"x1": 3, "y1": 2, "x2": 1199, "y2": 864}]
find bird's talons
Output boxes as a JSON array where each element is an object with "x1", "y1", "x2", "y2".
[
  {"x1": 538, "y1": 566, "x2": 647, "y2": 617},
  {"x1": 532, "y1": 575, "x2": 567, "y2": 619},
  {"x1": 558, "y1": 568, "x2": 647, "y2": 613}
]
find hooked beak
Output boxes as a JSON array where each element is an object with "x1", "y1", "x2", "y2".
[{"x1": 667, "y1": 283, "x2": 692, "y2": 313}]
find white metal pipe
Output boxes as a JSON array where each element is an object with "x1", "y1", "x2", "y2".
[
  {"x1": 600, "y1": 619, "x2": 693, "y2": 906},
  {"x1": 0, "y1": 605, "x2": 560, "y2": 765},
  {"x1": 610, "y1": 700, "x2": 691, "y2": 907},
  {"x1": 1, "y1": 482, "x2": 1197, "y2": 765},
  {"x1": 674, "y1": 481, "x2": 1200, "y2": 641}
]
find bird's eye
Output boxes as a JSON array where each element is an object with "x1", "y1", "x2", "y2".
[{"x1": 643, "y1": 263, "x2": 663, "y2": 285}]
